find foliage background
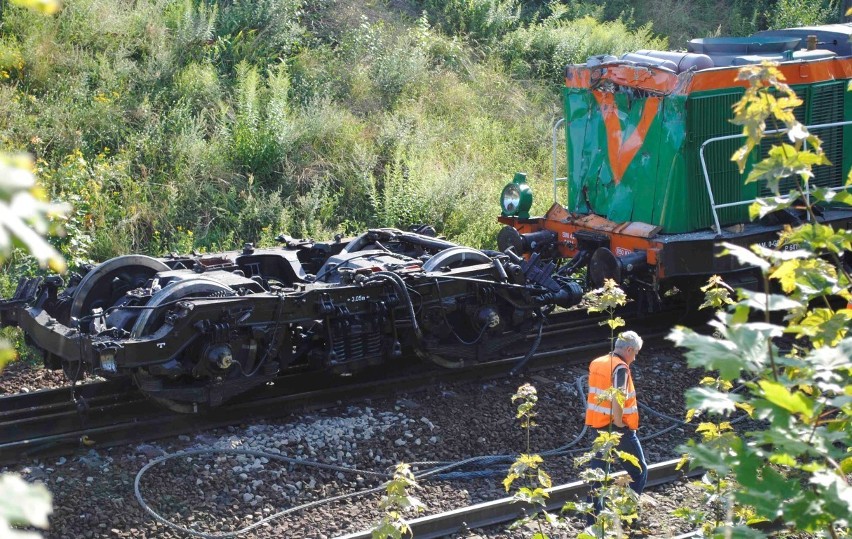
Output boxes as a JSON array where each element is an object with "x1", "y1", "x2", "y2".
[{"x1": 0, "y1": 0, "x2": 843, "y2": 285}]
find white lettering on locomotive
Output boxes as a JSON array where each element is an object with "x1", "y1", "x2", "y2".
[{"x1": 756, "y1": 239, "x2": 801, "y2": 252}]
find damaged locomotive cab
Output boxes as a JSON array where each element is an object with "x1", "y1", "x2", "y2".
[{"x1": 0, "y1": 227, "x2": 584, "y2": 412}]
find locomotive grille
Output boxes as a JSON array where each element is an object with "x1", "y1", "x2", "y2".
[
  {"x1": 687, "y1": 91, "x2": 745, "y2": 229},
  {"x1": 759, "y1": 81, "x2": 847, "y2": 196},
  {"x1": 689, "y1": 79, "x2": 849, "y2": 231}
]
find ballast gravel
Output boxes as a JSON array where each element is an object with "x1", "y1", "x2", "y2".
[{"x1": 2, "y1": 345, "x2": 746, "y2": 538}]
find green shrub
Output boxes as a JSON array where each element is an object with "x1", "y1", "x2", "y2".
[
  {"x1": 288, "y1": 44, "x2": 346, "y2": 106},
  {"x1": 172, "y1": 0, "x2": 217, "y2": 67},
  {"x1": 172, "y1": 61, "x2": 222, "y2": 112},
  {"x1": 767, "y1": 0, "x2": 837, "y2": 29},
  {"x1": 420, "y1": 0, "x2": 521, "y2": 46},
  {"x1": 229, "y1": 62, "x2": 281, "y2": 180},
  {"x1": 499, "y1": 16, "x2": 666, "y2": 84},
  {"x1": 213, "y1": 0, "x2": 305, "y2": 73}
]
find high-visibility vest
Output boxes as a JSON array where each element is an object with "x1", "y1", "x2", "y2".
[{"x1": 585, "y1": 353, "x2": 639, "y2": 430}]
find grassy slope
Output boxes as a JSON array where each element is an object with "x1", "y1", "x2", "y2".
[
  {"x1": 3, "y1": 0, "x2": 833, "y2": 274},
  {"x1": 0, "y1": 0, "x2": 573, "y2": 267}
]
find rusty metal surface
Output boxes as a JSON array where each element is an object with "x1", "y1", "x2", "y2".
[{"x1": 334, "y1": 458, "x2": 702, "y2": 539}]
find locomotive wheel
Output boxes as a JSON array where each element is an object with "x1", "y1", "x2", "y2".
[
  {"x1": 130, "y1": 277, "x2": 234, "y2": 338},
  {"x1": 130, "y1": 277, "x2": 235, "y2": 413},
  {"x1": 132, "y1": 371, "x2": 201, "y2": 414},
  {"x1": 421, "y1": 308, "x2": 492, "y2": 369},
  {"x1": 421, "y1": 247, "x2": 491, "y2": 272},
  {"x1": 420, "y1": 248, "x2": 496, "y2": 369},
  {"x1": 69, "y1": 255, "x2": 170, "y2": 325}
]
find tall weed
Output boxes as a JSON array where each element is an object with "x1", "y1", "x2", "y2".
[
  {"x1": 213, "y1": 0, "x2": 305, "y2": 73},
  {"x1": 420, "y1": 0, "x2": 521, "y2": 46},
  {"x1": 499, "y1": 16, "x2": 666, "y2": 84}
]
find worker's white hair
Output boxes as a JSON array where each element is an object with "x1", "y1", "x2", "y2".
[{"x1": 614, "y1": 331, "x2": 643, "y2": 352}]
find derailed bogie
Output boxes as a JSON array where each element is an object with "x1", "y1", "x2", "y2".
[{"x1": 0, "y1": 228, "x2": 583, "y2": 411}]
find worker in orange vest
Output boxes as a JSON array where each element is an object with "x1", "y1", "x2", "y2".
[{"x1": 585, "y1": 330, "x2": 648, "y2": 522}]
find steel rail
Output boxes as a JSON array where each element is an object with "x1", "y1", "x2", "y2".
[
  {"x1": 0, "y1": 306, "x2": 687, "y2": 466},
  {"x1": 334, "y1": 458, "x2": 703, "y2": 539}
]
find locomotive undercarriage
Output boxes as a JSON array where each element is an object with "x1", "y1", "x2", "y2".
[
  {"x1": 0, "y1": 228, "x2": 582, "y2": 411},
  {"x1": 498, "y1": 206, "x2": 852, "y2": 313}
]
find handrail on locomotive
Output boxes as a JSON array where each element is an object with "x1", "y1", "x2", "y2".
[{"x1": 699, "y1": 119, "x2": 852, "y2": 234}]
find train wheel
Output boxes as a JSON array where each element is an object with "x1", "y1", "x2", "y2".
[
  {"x1": 132, "y1": 371, "x2": 200, "y2": 414},
  {"x1": 130, "y1": 277, "x2": 233, "y2": 338},
  {"x1": 420, "y1": 305, "x2": 496, "y2": 369},
  {"x1": 130, "y1": 277, "x2": 235, "y2": 413},
  {"x1": 69, "y1": 255, "x2": 170, "y2": 326},
  {"x1": 420, "y1": 248, "x2": 497, "y2": 369},
  {"x1": 421, "y1": 247, "x2": 491, "y2": 272}
]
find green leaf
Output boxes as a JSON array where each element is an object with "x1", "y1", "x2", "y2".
[
  {"x1": 616, "y1": 450, "x2": 640, "y2": 469},
  {"x1": 748, "y1": 195, "x2": 796, "y2": 220},
  {"x1": 803, "y1": 338, "x2": 852, "y2": 391},
  {"x1": 671, "y1": 317, "x2": 782, "y2": 380},
  {"x1": 684, "y1": 442, "x2": 731, "y2": 475},
  {"x1": 736, "y1": 462, "x2": 798, "y2": 517},
  {"x1": 782, "y1": 496, "x2": 834, "y2": 530},
  {"x1": 782, "y1": 222, "x2": 852, "y2": 256},
  {"x1": 757, "y1": 380, "x2": 814, "y2": 420},
  {"x1": 810, "y1": 186, "x2": 852, "y2": 206},
  {"x1": 0, "y1": 474, "x2": 52, "y2": 528},
  {"x1": 604, "y1": 317, "x2": 625, "y2": 330},
  {"x1": 768, "y1": 453, "x2": 797, "y2": 467},
  {"x1": 0, "y1": 341, "x2": 15, "y2": 371},
  {"x1": 668, "y1": 325, "x2": 745, "y2": 380},
  {"x1": 537, "y1": 468, "x2": 552, "y2": 489},
  {"x1": 686, "y1": 387, "x2": 742, "y2": 415},
  {"x1": 719, "y1": 242, "x2": 770, "y2": 271},
  {"x1": 736, "y1": 289, "x2": 803, "y2": 312},
  {"x1": 786, "y1": 308, "x2": 851, "y2": 348}
]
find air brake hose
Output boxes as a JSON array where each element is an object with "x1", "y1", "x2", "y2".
[
  {"x1": 135, "y1": 448, "x2": 392, "y2": 539},
  {"x1": 368, "y1": 271, "x2": 422, "y2": 339},
  {"x1": 508, "y1": 311, "x2": 546, "y2": 376},
  {"x1": 135, "y1": 373, "x2": 749, "y2": 535}
]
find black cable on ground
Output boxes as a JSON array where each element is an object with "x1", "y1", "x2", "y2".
[{"x1": 134, "y1": 372, "x2": 728, "y2": 536}]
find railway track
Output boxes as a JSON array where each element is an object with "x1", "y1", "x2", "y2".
[
  {"x1": 334, "y1": 458, "x2": 702, "y2": 539},
  {"x1": 0, "y1": 306, "x2": 690, "y2": 467}
]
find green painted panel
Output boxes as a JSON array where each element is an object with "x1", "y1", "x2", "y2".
[
  {"x1": 652, "y1": 97, "x2": 687, "y2": 226},
  {"x1": 563, "y1": 77, "x2": 851, "y2": 234},
  {"x1": 563, "y1": 88, "x2": 688, "y2": 231}
]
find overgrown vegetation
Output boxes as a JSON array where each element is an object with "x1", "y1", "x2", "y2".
[
  {"x1": 502, "y1": 383, "x2": 557, "y2": 536},
  {"x1": 4, "y1": 0, "x2": 833, "y2": 274},
  {"x1": 1, "y1": 0, "x2": 562, "y2": 269}
]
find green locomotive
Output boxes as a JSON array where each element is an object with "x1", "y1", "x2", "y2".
[{"x1": 498, "y1": 24, "x2": 852, "y2": 308}]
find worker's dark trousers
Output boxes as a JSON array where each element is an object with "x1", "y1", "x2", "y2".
[{"x1": 586, "y1": 426, "x2": 648, "y2": 523}]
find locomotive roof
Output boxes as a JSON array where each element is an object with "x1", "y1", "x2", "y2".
[{"x1": 565, "y1": 23, "x2": 852, "y2": 95}]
